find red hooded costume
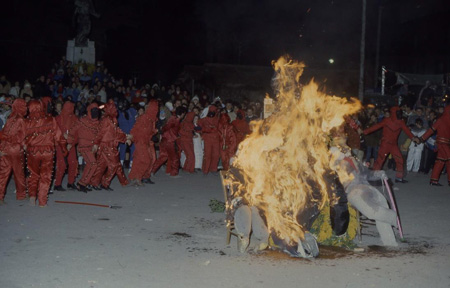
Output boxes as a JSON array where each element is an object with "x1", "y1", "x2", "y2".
[
  {"x1": 54, "y1": 101, "x2": 78, "y2": 188},
  {"x1": 364, "y1": 106, "x2": 415, "y2": 179},
  {"x1": 68, "y1": 102, "x2": 100, "y2": 188},
  {"x1": 25, "y1": 100, "x2": 67, "y2": 206},
  {"x1": 91, "y1": 100, "x2": 129, "y2": 188},
  {"x1": 151, "y1": 111, "x2": 182, "y2": 176},
  {"x1": 41, "y1": 96, "x2": 53, "y2": 116},
  {"x1": 197, "y1": 105, "x2": 220, "y2": 174},
  {"x1": 178, "y1": 111, "x2": 196, "y2": 173},
  {"x1": 218, "y1": 113, "x2": 237, "y2": 171},
  {"x1": 420, "y1": 105, "x2": 450, "y2": 185},
  {"x1": 128, "y1": 101, "x2": 159, "y2": 181},
  {"x1": 0, "y1": 99, "x2": 27, "y2": 201},
  {"x1": 231, "y1": 109, "x2": 250, "y2": 148}
]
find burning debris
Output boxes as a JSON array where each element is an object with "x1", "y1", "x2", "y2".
[{"x1": 224, "y1": 56, "x2": 371, "y2": 258}]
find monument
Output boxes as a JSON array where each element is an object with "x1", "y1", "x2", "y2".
[{"x1": 66, "y1": 0, "x2": 100, "y2": 64}]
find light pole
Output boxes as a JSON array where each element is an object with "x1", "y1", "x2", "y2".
[
  {"x1": 358, "y1": 0, "x2": 367, "y2": 102},
  {"x1": 374, "y1": 5, "x2": 383, "y2": 89}
]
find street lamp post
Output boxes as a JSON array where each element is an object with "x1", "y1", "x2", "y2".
[
  {"x1": 358, "y1": 0, "x2": 367, "y2": 101},
  {"x1": 374, "y1": 5, "x2": 383, "y2": 89}
]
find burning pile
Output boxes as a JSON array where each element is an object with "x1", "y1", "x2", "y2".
[{"x1": 226, "y1": 56, "x2": 361, "y2": 246}]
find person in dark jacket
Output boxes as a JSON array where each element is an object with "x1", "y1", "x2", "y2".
[{"x1": 117, "y1": 100, "x2": 137, "y2": 169}]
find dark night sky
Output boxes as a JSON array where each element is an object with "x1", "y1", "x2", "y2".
[{"x1": 1, "y1": 0, "x2": 449, "y2": 86}]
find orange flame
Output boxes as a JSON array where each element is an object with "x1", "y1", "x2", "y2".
[{"x1": 227, "y1": 56, "x2": 361, "y2": 245}]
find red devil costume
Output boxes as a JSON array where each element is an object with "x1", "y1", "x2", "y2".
[
  {"x1": 231, "y1": 109, "x2": 250, "y2": 148},
  {"x1": 178, "y1": 111, "x2": 196, "y2": 173},
  {"x1": 25, "y1": 100, "x2": 67, "y2": 206},
  {"x1": 67, "y1": 102, "x2": 100, "y2": 192},
  {"x1": 218, "y1": 113, "x2": 237, "y2": 171},
  {"x1": 364, "y1": 106, "x2": 415, "y2": 181},
  {"x1": 198, "y1": 105, "x2": 220, "y2": 174},
  {"x1": 420, "y1": 105, "x2": 450, "y2": 186},
  {"x1": 151, "y1": 108, "x2": 183, "y2": 176},
  {"x1": 91, "y1": 100, "x2": 129, "y2": 190},
  {"x1": 0, "y1": 99, "x2": 27, "y2": 203},
  {"x1": 128, "y1": 101, "x2": 159, "y2": 184},
  {"x1": 41, "y1": 96, "x2": 53, "y2": 116},
  {"x1": 54, "y1": 101, "x2": 78, "y2": 190}
]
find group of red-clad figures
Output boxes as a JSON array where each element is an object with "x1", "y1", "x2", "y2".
[
  {"x1": 0, "y1": 98, "x2": 251, "y2": 207},
  {"x1": 354, "y1": 105, "x2": 450, "y2": 186}
]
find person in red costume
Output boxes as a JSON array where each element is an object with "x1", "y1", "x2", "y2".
[
  {"x1": 231, "y1": 109, "x2": 250, "y2": 148},
  {"x1": 419, "y1": 105, "x2": 450, "y2": 186},
  {"x1": 91, "y1": 100, "x2": 131, "y2": 190},
  {"x1": 0, "y1": 99, "x2": 28, "y2": 204},
  {"x1": 128, "y1": 100, "x2": 159, "y2": 186},
  {"x1": 197, "y1": 105, "x2": 220, "y2": 175},
  {"x1": 25, "y1": 100, "x2": 67, "y2": 207},
  {"x1": 54, "y1": 101, "x2": 78, "y2": 191},
  {"x1": 152, "y1": 106, "x2": 186, "y2": 177},
  {"x1": 364, "y1": 106, "x2": 419, "y2": 183},
  {"x1": 178, "y1": 111, "x2": 196, "y2": 173},
  {"x1": 67, "y1": 102, "x2": 100, "y2": 192},
  {"x1": 41, "y1": 96, "x2": 53, "y2": 116},
  {"x1": 218, "y1": 113, "x2": 237, "y2": 171}
]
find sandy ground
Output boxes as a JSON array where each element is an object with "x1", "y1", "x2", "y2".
[{"x1": 0, "y1": 168, "x2": 449, "y2": 288}]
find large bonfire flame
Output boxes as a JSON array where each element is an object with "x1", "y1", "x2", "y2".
[{"x1": 227, "y1": 56, "x2": 361, "y2": 245}]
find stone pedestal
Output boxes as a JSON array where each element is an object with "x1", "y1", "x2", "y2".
[{"x1": 66, "y1": 39, "x2": 95, "y2": 64}]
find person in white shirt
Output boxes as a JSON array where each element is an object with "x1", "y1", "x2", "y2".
[{"x1": 407, "y1": 119, "x2": 426, "y2": 172}]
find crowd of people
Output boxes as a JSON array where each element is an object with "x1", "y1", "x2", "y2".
[
  {"x1": 344, "y1": 102, "x2": 450, "y2": 186},
  {"x1": 0, "y1": 56, "x2": 449, "y2": 207},
  {"x1": 0, "y1": 57, "x2": 264, "y2": 207}
]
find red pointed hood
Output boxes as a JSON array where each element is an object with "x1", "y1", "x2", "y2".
[
  {"x1": 219, "y1": 113, "x2": 230, "y2": 126},
  {"x1": 11, "y1": 98, "x2": 27, "y2": 118},
  {"x1": 390, "y1": 106, "x2": 400, "y2": 120},
  {"x1": 236, "y1": 109, "x2": 245, "y2": 120},
  {"x1": 104, "y1": 100, "x2": 118, "y2": 118},
  {"x1": 444, "y1": 105, "x2": 450, "y2": 118},
  {"x1": 145, "y1": 100, "x2": 159, "y2": 121},
  {"x1": 61, "y1": 101, "x2": 75, "y2": 116},
  {"x1": 28, "y1": 100, "x2": 45, "y2": 119},
  {"x1": 208, "y1": 105, "x2": 218, "y2": 113},
  {"x1": 86, "y1": 102, "x2": 99, "y2": 120},
  {"x1": 41, "y1": 97, "x2": 52, "y2": 115},
  {"x1": 184, "y1": 111, "x2": 196, "y2": 123}
]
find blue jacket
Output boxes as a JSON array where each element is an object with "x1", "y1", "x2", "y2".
[{"x1": 118, "y1": 108, "x2": 137, "y2": 134}]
